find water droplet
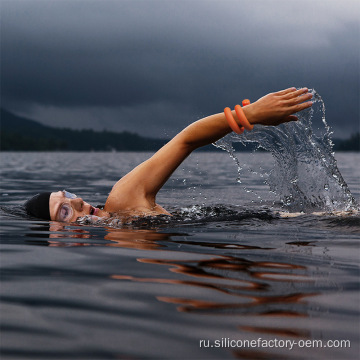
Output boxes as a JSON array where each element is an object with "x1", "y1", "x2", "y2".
[{"x1": 213, "y1": 89, "x2": 356, "y2": 212}]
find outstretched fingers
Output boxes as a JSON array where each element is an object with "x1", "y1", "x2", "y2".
[
  {"x1": 287, "y1": 92, "x2": 312, "y2": 106},
  {"x1": 291, "y1": 100, "x2": 313, "y2": 114},
  {"x1": 275, "y1": 87, "x2": 297, "y2": 96},
  {"x1": 282, "y1": 87, "x2": 309, "y2": 99},
  {"x1": 251, "y1": 87, "x2": 313, "y2": 126},
  {"x1": 282, "y1": 88, "x2": 313, "y2": 113},
  {"x1": 276, "y1": 88, "x2": 313, "y2": 120}
]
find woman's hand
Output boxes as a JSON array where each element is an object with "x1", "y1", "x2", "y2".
[{"x1": 244, "y1": 87, "x2": 313, "y2": 126}]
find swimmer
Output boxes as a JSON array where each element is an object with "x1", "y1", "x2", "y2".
[{"x1": 24, "y1": 87, "x2": 313, "y2": 223}]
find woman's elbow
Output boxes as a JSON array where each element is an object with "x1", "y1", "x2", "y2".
[{"x1": 177, "y1": 127, "x2": 203, "y2": 151}]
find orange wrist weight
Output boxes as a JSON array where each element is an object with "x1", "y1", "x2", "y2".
[
  {"x1": 224, "y1": 107, "x2": 244, "y2": 134},
  {"x1": 224, "y1": 99, "x2": 253, "y2": 133}
]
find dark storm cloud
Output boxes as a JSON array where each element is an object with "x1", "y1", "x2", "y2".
[{"x1": 1, "y1": 0, "x2": 359, "y2": 138}]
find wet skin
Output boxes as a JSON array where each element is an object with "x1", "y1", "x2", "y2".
[
  {"x1": 48, "y1": 88, "x2": 313, "y2": 223},
  {"x1": 49, "y1": 191, "x2": 109, "y2": 222}
]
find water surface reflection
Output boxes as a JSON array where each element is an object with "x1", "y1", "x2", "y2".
[{"x1": 15, "y1": 220, "x2": 353, "y2": 360}]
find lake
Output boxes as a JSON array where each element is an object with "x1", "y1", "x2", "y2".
[{"x1": 0, "y1": 150, "x2": 359, "y2": 360}]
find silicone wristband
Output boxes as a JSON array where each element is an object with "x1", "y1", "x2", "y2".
[
  {"x1": 224, "y1": 107, "x2": 244, "y2": 134},
  {"x1": 234, "y1": 104, "x2": 253, "y2": 131}
]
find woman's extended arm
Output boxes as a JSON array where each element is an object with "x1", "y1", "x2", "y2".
[{"x1": 104, "y1": 87, "x2": 312, "y2": 213}]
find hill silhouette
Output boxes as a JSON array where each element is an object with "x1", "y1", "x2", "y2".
[
  {"x1": 1, "y1": 108, "x2": 358, "y2": 151},
  {"x1": 0, "y1": 108, "x2": 167, "y2": 151}
]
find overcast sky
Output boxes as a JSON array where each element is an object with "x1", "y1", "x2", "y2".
[{"x1": 1, "y1": 0, "x2": 359, "y2": 138}]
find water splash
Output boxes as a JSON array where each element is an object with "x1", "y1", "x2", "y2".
[
  {"x1": 215, "y1": 89, "x2": 357, "y2": 212},
  {"x1": 76, "y1": 205, "x2": 277, "y2": 229}
]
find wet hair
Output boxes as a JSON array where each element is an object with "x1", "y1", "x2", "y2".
[{"x1": 24, "y1": 192, "x2": 52, "y2": 220}]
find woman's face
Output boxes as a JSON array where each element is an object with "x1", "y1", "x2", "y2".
[{"x1": 49, "y1": 190, "x2": 101, "y2": 222}]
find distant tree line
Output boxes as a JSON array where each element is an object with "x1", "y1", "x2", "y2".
[
  {"x1": 1, "y1": 108, "x2": 359, "y2": 151},
  {"x1": 0, "y1": 108, "x2": 167, "y2": 151},
  {"x1": 332, "y1": 132, "x2": 360, "y2": 151}
]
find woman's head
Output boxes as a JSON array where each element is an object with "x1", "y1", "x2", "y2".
[{"x1": 25, "y1": 190, "x2": 103, "y2": 222}]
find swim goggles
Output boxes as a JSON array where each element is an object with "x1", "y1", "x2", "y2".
[{"x1": 56, "y1": 190, "x2": 78, "y2": 222}]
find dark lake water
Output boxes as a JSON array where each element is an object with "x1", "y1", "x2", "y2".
[{"x1": 1, "y1": 151, "x2": 359, "y2": 360}]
